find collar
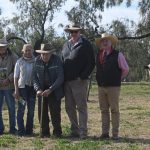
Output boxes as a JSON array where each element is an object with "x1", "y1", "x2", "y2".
[
  {"x1": 100, "y1": 47, "x2": 113, "y2": 55},
  {"x1": 69, "y1": 36, "x2": 83, "y2": 46}
]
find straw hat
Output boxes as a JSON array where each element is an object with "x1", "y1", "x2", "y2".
[
  {"x1": 0, "y1": 38, "x2": 8, "y2": 47},
  {"x1": 64, "y1": 23, "x2": 83, "y2": 32},
  {"x1": 22, "y1": 44, "x2": 33, "y2": 52},
  {"x1": 36, "y1": 43, "x2": 56, "y2": 54},
  {"x1": 95, "y1": 33, "x2": 118, "y2": 46}
]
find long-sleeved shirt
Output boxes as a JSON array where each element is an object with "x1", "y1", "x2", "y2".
[
  {"x1": 32, "y1": 54, "x2": 64, "y2": 100},
  {"x1": 0, "y1": 51, "x2": 18, "y2": 89},
  {"x1": 118, "y1": 52, "x2": 129, "y2": 79},
  {"x1": 14, "y1": 57, "x2": 35, "y2": 88},
  {"x1": 62, "y1": 36, "x2": 95, "y2": 81}
]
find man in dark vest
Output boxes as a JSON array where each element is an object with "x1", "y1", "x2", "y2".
[{"x1": 95, "y1": 33, "x2": 129, "y2": 140}]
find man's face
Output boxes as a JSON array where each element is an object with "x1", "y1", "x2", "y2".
[
  {"x1": 100, "y1": 39, "x2": 112, "y2": 50},
  {"x1": 23, "y1": 47, "x2": 33, "y2": 58},
  {"x1": 0, "y1": 46, "x2": 7, "y2": 56},
  {"x1": 70, "y1": 30, "x2": 80, "y2": 39},
  {"x1": 41, "y1": 53, "x2": 52, "y2": 63}
]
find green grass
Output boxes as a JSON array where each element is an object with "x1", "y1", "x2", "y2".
[
  {"x1": 56, "y1": 139, "x2": 112, "y2": 150},
  {"x1": 0, "y1": 84, "x2": 150, "y2": 150},
  {"x1": 62, "y1": 125, "x2": 71, "y2": 136},
  {"x1": 127, "y1": 143, "x2": 139, "y2": 150},
  {"x1": 32, "y1": 138, "x2": 45, "y2": 149},
  {"x1": 126, "y1": 106, "x2": 144, "y2": 110},
  {"x1": 0, "y1": 135, "x2": 17, "y2": 148},
  {"x1": 121, "y1": 84, "x2": 150, "y2": 96},
  {"x1": 135, "y1": 111, "x2": 150, "y2": 118}
]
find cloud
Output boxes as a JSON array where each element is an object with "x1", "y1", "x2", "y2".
[
  {"x1": 0, "y1": 0, "x2": 16, "y2": 18},
  {"x1": 0, "y1": 0, "x2": 140, "y2": 35},
  {"x1": 101, "y1": 5, "x2": 140, "y2": 25}
]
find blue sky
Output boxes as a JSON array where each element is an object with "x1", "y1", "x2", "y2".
[{"x1": 0, "y1": 0, "x2": 141, "y2": 35}]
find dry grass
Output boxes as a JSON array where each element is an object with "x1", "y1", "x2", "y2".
[{"x1": 0, "y1": 84, "x2": 150, "y2": 150}]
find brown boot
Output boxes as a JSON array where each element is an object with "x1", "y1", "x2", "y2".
[{"x1": 112, "y1": 134, "x2": 119, "y2": 140}]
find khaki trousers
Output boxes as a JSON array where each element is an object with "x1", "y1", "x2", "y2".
[
  {"x1": 98, "y1": 86, "x2": 120, "y2": 136},
  {"x1": 64, "y1": 79, "x2": 88, "y2": 136}
]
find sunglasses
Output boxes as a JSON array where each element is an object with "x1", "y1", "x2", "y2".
[{"x1": 70, "y1": 31, "x2": 79, "y2": 34}]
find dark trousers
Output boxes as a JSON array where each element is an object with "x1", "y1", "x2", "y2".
[{"x1": 38, "y1": 93, "x2": 62, "y2": 136}]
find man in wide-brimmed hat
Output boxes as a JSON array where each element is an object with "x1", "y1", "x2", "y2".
[
  {"x1": 0, "y1": 38, "x2": 18, "y2": 135},
  {"x1": 62, "y1": 23, "x2": 95, "y2": 139},
  {"x1": 64, "y1": 23, "x2": 83, "y2": 32},
  {"x1": 32, "y1": 43, "x2": 64, "y2": 138},
  {"x1": 95, "y1": 33, "x2": 129, "y2": 140}
]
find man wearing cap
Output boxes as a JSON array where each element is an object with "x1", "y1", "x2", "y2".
[
  {"x1": 32, "y1": 43, "x2": 64, "y2": 138},
  {"x1": 14, "y1": 44, "x2": 36, "y2": 136},
  {"x1": 0, "y1": 38, "x2": 18, "y2": 135},
  {"x1": 62, "y1": 23, "x2": 95, "y2": 139},
  {"x1": 95, "y1": 33, "x2": 129, "y2": 140}
]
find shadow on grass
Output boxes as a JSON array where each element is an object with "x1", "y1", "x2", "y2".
[
  {"x1": 3, "y1": 132, "x2": 149, "y2": 145},
  {"x1": 59, "y1": 135, "x2": 150, "y2": 145},
  {"x1": 113, "y1": 137, "x2": 150, "y2": 145},
  {"x1": 62, "y1": 135, "x2": 102, "y2": 141}
]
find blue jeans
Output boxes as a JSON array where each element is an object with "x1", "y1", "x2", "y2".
[
  {"x1": 0, "y1": 89, "x2": 16, "y2": 132},
  {"x1": 17, "y1": 85, "x2": 36, "y2": 135}
]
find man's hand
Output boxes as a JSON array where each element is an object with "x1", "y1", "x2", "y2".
[
  {"x1": 2, "y1": 79, "x2": 9, "y2": 87},
  {"x1": 42, "y1": 89, "x2": 51, "y2": 97},
  {"x1": 13, "y1": 90, "x2": 20, "y2": 100},
  {"x1": 37, "y1": 90, "x2": 43, "y2": 97}
]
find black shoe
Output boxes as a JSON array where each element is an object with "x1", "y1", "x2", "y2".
[
  {"x1": 9, "y1": 129, "x2": 18, "y2": 135},
  {"x1": 80, "y1": 134, "x2": 87, "y2": 139},
  {"x1": 100, "y1": 134, "x2": 109, "y2": 140},
  {"x1": 40, "y1": 133, "x2": 50, "y2": 138},
  {"x1": 17, "y1": 130, "x2": 25, "y2": 137},
  {"x1": 112, "y1": 135, "x2": 119, "y2": 140},
  {"x1": 70, "y1": 132, "x2": 80, "y2": 138},
  {"x1": 53, "y1": 133, "x2": 62, "y2": 138},
  {"x1": 0, "y1": 131, "x2": 4, "y2": 135},
  {"x1": 25, "y1": 130, "x2": 33, "y2": 136},
  {"x1": 18, "y1": 132, "x2": 25, "y2": 137}
]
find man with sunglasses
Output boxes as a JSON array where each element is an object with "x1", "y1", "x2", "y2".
[{"x1": 62, "y1": 23, "x2": 95, "y2": 139}]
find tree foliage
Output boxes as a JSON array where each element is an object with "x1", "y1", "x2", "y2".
[
  {"x1": 9, "y1": 0, "x2": 66, "y2": 46},
  {"x1": 0, "y1": 0, "x2": 150, "y2": 81},
  {"x1": 110, "y1": 20, "x2": 150, "y2": 81}
]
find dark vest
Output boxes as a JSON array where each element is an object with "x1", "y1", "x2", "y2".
[{"x1": 96, "y1": 50, "x2": 121, "y2": 86}]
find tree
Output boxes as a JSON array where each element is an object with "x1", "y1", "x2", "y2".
[
  {"x1": 105, "y1": 19, "x2": 150, "y2": 81},
  {"x1": 9, "y1": 0, "x2": 66, "y2": 47},
  {"x1": 83, "y1": 0, "x2": 150, "y2": 39}
]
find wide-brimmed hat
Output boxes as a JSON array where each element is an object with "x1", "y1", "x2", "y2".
[
  {"x1": 36, "y1": 43, "x2": 56, "y2": 54},
  {"x1": 0, "y1": 38, "x2": 8, "y2": 47},
  {"x1": 95, "y1": 33, "x2": 118, "y2": 46},
  {"x1": 22, "y1": 44, "x2": 33, "y2": 52},
  {"x1": 64, "y1": 23, "x2": 83, "y2": 32}
]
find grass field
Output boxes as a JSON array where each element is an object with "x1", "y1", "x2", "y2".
[{"x1": 0, "y1": 84, "x2": 150, "y2": 150}]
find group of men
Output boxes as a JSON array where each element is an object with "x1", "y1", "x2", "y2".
[{"x1": 0, "y1": 23, "x2": 129, "y2": 140}]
